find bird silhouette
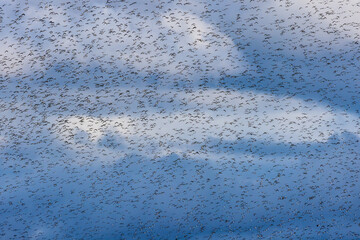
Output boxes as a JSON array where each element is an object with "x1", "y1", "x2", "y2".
[{"x1": 0, "y1": 0, "x2": 360, "y2": 239}]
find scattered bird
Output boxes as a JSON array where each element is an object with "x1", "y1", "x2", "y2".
[{"x1": 0, "y1": 0, "x2": 360, "y2": 239}]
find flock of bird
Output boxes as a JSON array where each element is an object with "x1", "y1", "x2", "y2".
[{"x1": 1, "y1": 0, "x2": 360, "y2": 239}]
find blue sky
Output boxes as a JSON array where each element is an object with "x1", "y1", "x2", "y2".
[{"x1": 1, "y1": 0, "x2": 360, "y2": 239}]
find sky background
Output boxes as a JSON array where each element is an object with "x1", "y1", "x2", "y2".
[{"x1": 1, "y1": 0, "x2": 360, "y2": 239}]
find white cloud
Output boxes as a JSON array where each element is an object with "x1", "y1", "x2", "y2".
[
  {"x1": 0, "y1": 1, "x2": 246, "y2": 79},
  {"x1": 52, "y1": 89, "x2": 360, "y2": 161}
]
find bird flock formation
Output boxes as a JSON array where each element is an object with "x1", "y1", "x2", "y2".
[{"x1": 1, "y1": 0, "x2": 360, "y2": 239}]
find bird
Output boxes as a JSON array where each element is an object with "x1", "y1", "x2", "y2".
[{"x1": 0, "y1": 0, "x2": 360, "y2": 239}]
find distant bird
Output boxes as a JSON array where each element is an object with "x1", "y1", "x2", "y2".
[{"x1": 0, "y1": 0, "x2": 360, "y2": 239}]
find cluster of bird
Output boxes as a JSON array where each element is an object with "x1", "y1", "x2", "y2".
[{"x1": 1, "y1": 0, "x2": 360, "y2": 239}]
